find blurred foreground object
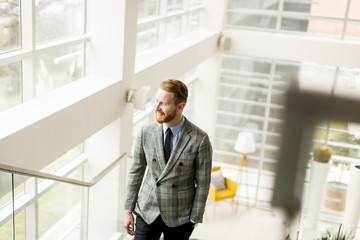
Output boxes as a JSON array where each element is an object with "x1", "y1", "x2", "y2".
[{"x1": 272, "y1": 81, "x2": 360, "y2": 238}]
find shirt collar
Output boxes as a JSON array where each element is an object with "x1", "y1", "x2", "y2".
[{"x1": 162, "y1": 117, "x2": 185, "y2": 136}]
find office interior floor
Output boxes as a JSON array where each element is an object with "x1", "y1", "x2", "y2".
[
  {"x1": 193, "y1": 201, "x2": 360, "y2": 240},
  {"x1": 190, "y1": 200, "x2": 285, "y2": 240}
]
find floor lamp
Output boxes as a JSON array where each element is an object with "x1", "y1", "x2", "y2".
[{"x1": 234, "y1": 132, "x2": 256, "y2": 210}]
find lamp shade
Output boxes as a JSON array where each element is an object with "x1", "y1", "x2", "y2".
[{"x1": 234, "y1": 132, "x2": 256, "y2": 154}]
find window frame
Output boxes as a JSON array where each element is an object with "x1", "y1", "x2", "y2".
[
  {"x1": 0, "y1": 0, "x2": 89, "y2": 108},
  {"x1": 136, "y1": 0, "x2": 204, "y2": 54},
  {"x1": 225, "y1": 0, "x2": 359, "y2": 40}
]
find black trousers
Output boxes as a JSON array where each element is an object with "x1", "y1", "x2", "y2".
[{"x1": 134, "y1": 215, "x2": 195, "y2": 240}]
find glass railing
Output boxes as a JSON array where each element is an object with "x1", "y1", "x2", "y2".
[{"x1": 0, "y1": 152, "x2": 133, "y2": 240}]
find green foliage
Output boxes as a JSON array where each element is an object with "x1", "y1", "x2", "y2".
[
  {"x1": 0, "y1": 1, "x2": 20, "y2": 51},
  {"x1": 321, "y1": 224, "x2": 354, "y2": 240},
  {"x1": 330, "y1": 132, "x2": 360, "y2": 158},
  {"x1": 313, "y1": 145, "x2": 333, "y2": 163}
]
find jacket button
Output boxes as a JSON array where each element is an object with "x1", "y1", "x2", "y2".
[
  {"x1": 153, "y1": 159, "x2": 156, "y2": 162},
  {"x1": 179, "y1": 162, "x2": 183, "y2": 166},
  {"x1": 156, "y1": 183, "x2": 160, "y2": 187},
  {"x1": 155, "y1": 178, "x2": 158, "y2": 181},
  {"x1": 172, "y1": 184, "x2": 176, "y2": 188}
]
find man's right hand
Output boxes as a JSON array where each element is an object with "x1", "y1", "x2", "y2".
[{"x1": 124, "y1": 211, "x2": 135, "y2": 235}]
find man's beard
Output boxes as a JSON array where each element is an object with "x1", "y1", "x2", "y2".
[{"x1": 155, "y1": 110, "x2": 176, "y2": 123}]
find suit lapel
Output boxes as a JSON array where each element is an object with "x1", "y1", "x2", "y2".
[
  {"x1": 154, "y1": 124, "x2": 166, "y2": 172},
  {"x1": 158, "y1": 119, "x2": 192, "y2": 181}
]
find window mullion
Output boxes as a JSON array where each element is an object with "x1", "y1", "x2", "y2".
[
  {"x1": 276, "y1": 0, "x2": 285, "y2": 32},
  {"x1": 158, "y1": 0, "x2": 167, "y2": 46},
  {"x1": 182, "y1": 0, "x2": 189, "y2": 35},
  {"x1": 83, "y1": 0, "x2": 88, "y2": 77},
  {"x1": 21, "y1": 0, "x2": 36, "y2": 102},
  {"x1": 342, "y1": 0, "x2": 352, "y2": 40},
  {"x1": 253, "y1": 61, "x2": 277, "y2": 208}
]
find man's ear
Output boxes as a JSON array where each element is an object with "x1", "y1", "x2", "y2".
[{"x1": 177, "y1": 102, "x2": 185, "y2": 112}]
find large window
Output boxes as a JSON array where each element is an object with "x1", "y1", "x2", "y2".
[
  {"x1": 0, "y1": 1, "x2": 88, "y2": 238},
  {"x1": 226, "y1": 0, "x2": 360, "y2": 40},
  {"x1": 0, "y1": 0, "x2": 87, "y2": 112},
  {"x1": 215, "y1": 53, "x2": 360, "y2": 229},
  {"x1": 136, "y1": 0, "x2": 204, "y2": 53},
  {"x1": 215, "y1": 54, "x2": 292, "y2": 209}
]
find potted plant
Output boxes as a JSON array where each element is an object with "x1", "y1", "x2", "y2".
[
  {"x1": 302, "y1": 145, "x2": 333, "y2": 238},
  {"x1": 313, "y1": 145, "x2": 333, "y2": 163},
  {"x1": 319, "y1": 224, "x2": 354, "y2": 240}
]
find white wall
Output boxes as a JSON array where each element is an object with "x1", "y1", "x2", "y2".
[
  {"x1": 192, "y1": 54, "x2": 221, "y2": 143},
  {"x1": 0, "y1": 76, "x2": 126, "y2": 171},
  {"x1": 86, "y1": 0, "x2": 125, "y2": 78},
  {"x1": 134, "y1": 30, "x2": 220, "y2": 98},
  {"x1": 222, "y1": 29, "x2": 360, "y2": 68}
]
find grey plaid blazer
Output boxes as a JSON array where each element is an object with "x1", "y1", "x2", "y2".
[{"x1": 124, "y1": 118, "x2": 212, "y2": 227}]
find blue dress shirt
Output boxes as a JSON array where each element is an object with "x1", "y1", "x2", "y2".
[{"x1": 162, "y1": 116, "x2": 185, "y2": 155}]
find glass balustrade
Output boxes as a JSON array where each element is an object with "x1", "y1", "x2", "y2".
[
  {"x1": 0, "y1": 153, "x2": 130, "y2": 240},
  {"x1": 0, "y1": 171, "x2": 88, "y2": 240}
]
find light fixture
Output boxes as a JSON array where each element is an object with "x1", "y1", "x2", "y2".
[
  {"x1": 234, "y1": 132, "x2": 256, "y2": 154},
  {"x1": 218, "y1": 35, "x2": 231, "y2": 51},
  {"x1": 126, "y1": 86, "x2": 151, "y2": 110}
]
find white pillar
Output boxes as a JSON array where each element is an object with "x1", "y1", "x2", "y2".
[
  {"x1": 343, "y1": 164, "x2": 360, "y2": 239},
  {"x1": 192, "y1": 53, "x2": 220, "y2": 142},
  {"x1": 301, "y1": 160, "x2": 330, "y2": 239},
  {"x1": 86, "y1": 0, "x2": 137, "y2": 238}
]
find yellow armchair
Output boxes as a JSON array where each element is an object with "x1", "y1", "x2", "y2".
[
  {"x1": 209, "y1": 177, "x2": 237, "y2": 202},
  {"x1": 208, "y1": 167, "x2": 238, "y2": 218}
]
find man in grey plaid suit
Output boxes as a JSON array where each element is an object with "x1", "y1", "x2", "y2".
[{"x1": 124, "y1": 79, "x2": 212, "y2": 240}]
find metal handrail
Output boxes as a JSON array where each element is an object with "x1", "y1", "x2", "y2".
[{"x1": 0, "y1": 152, "x2": 128, "y2": 187}]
